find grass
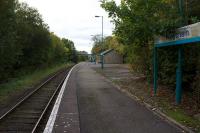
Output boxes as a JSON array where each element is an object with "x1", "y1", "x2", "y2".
[
  {"x1": 158, "y1": 100, "x2": 200, "y2": 132},
  {"x1": 167, "y1": 109, "x2": 198, "y2": 125},
  {"x1": 0, "y1": 63, "x2": 73, "y2": 104}
]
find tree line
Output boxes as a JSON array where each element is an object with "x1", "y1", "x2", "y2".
[
  {"x1": 0, "y1": 0, "x2": 78, "y2": 82},
  {"x1": 96, "y1": 0, "x2": 200, "y2": 101},
  {"x1": 91, "y1": 35, "x2": 124, "y2": 55}
]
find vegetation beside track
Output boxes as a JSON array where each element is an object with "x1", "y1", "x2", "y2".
[
  {"x1": 0, "y1": 63, "x2": 73, "y2": 105},
  {"x1": 91, "y1": 0, "x2": 200, "y2": 107},
  {"x1": 0, "y1": 1, "x2": 79, "y2": 83}
]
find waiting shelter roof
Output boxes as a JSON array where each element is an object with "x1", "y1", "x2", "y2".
[
  {"x1": 100, "y1": 49, "x2": 113, "y2": 56},
  {"x1": 155, "y1": 36, "x2": 200, "y2": 48}
]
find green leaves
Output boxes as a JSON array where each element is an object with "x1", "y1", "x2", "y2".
[
  {"x1": 0, "y1": 0, "x2": 17, "y2": 81},
  {"x1": 102, "y1": 0, "x2": 181, "y2": 45},
  {"x1": 91, "y1": 35, "x2": 124, "y2": 56},
  {"x1": 101, "y1": 0, "x2": 200, "y2": 91},
  {"x1": 0, "y1": 1, "x2": 77, "y2": 82}
]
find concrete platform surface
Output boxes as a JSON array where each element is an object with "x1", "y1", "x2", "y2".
[
  {"x1": 52, "y1": 65, "x2": 80, "y2": 133},
  {"x1": 44, "y1": 65, "x2": 80, "y2": 133},
  {"x1": 46, "y1": 62, "x2": 182, "y2": 133}
]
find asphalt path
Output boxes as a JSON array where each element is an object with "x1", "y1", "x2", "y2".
[{"x1": 74, "y1": 63, "x2": 182, "y2": 133}]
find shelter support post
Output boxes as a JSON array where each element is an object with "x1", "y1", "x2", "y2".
[
  {"x1": 94, "y1": 55, "x2": 96, "y2": 64},
  {"x1": 176, "y1": 47, "x2": 183, "y2": 104},
  {"x1": 153, "y1": 47, "x2": 158, "y2": 95},
  {"x1": 101, "y1": 55, "x2": 104, "y2": 69}
]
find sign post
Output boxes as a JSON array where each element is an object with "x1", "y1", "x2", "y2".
[
  {"x1": 154, "y1": 22, "x2": 200, "y2": 104},
  {"x1": 153, "y1": 47, "x2": 158, "y2": 95},
  {"x1": 176, "y1": 47, "x2": 183, "y2": 104}
]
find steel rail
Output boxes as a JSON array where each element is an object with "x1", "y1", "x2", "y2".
[
  {"x1": 31, "y1": 71, "x2": 68, "y2": 133},
  {"x1": 0, "y1": 68, "x2": 66, "y2": 121}
]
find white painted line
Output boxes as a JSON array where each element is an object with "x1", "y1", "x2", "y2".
[{"x1": 43, "y1": 64, "x2": 78, "y2": 133}]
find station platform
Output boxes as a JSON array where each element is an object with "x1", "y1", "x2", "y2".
[
  {"x1": 44, "y1": 62, "x2": 182, "y2": 133},
  {"x1": 44, "y1": 64, "x2": 80, "y2": 133}
]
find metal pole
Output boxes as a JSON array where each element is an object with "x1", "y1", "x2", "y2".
[
  {"x1": 101, "y1": 55, "x2": 104, "y2": 69},
  {"x1": 153, "y1": 47, "x2": 158, "y2": 95},
  {"x1": 94, "y1": 55, "x2": 96, "y2": 64},
  {"x1": 102, "y1": 16, "x2": 104, "y2": 43},
  {"x1": 175, "y1": 0, "x2": 185, "y2": 104},
  {"x1": 95, "y1": 15, "x2": 104, "y2": 69},
  {"x1": 176, "y1": 47, "x2": 183, "y2": 104},
  {"x1": 101, "y1": 16, "x2": 104, "y2": 69}
]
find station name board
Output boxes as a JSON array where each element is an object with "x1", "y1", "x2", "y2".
[{"x1": 156, "y1": 22, "x2": 200, "y2": 43}]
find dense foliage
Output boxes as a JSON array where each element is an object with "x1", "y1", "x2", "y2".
[
  {"x1": 0, "y1": 0, "x2": 77, "y2": 82},
  {"x1": 91, "y1": 35, "x2": 124, "y2": 55},
  {"x1": 77, "y1": 51, "x2": 89, "y2": 62},
  {"x1": 100, "y1": 0, "x2": 200, "y2": 93}
]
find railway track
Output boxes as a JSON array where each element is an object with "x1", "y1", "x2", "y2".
[{"x1": 0, "y1": 67, "x2": 71, "y2": 133}]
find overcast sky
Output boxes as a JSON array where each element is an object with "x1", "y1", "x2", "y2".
[{"x1": 18, "y1": 0, "x2": 120, "y2": 53}]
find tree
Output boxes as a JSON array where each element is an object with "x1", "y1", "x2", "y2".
[
  {"x1": 62, "y1": 38, "x2": 77, "y2": 63},
  {"x1": 15, "y1": 2, "x2": 51, "y2": 67},
  {"x1": 77, "y1": 51, "x2": 88, "y2": 62},
  {"x1": 91, "y1": 34, "x2": 124, "y2": 55},
  {"x1": 187, "y1": 0, "x2": 200, "y2": 23},
  {"x1": 101, "y1": 0, "x2": 181, "y2": 83},
  {"x1": 102, "y1": 0, "x2": 181, "y2": 44},
  {"x1": 0, "y1": 1, "x2": 77, "y2": 82},
  {"x1": 0, "y1": 0, "x2": 18, "y2": 81},
  {"x1": 101, "y1": 0, "x2": 200, "y2": 89},
  {"x1": 91, "y1": 35, "x2": 106, "y2": 54},
  {"x1": 104, "y1": 36, "x2": 124, "y2": 54}
]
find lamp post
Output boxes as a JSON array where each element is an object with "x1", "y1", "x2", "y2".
[
  {"x1": 95, "y1": 15, "x2": 104, "y2": 69},
  {"x1": 95, "y1": 16, "x2": 104, "y2": 44}
]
